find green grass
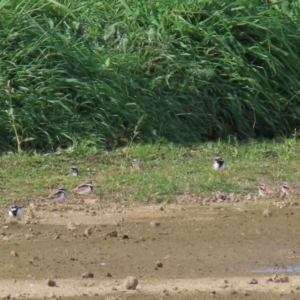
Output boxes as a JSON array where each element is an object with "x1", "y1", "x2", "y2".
[
  {"x1": 1, "y1": 0, "x2": 300, "y2": 151},
  {"x1": 1, "y1": 139, "x2": 300, "y2": 208}
]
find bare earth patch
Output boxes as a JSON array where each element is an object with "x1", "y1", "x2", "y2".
[{"x1": 1, "y1": 200, "x2": 300, "y2": 300}]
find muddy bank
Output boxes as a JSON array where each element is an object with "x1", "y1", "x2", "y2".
[{"x1": 0, "y1": 201, "x2": 300, "y2": 299}]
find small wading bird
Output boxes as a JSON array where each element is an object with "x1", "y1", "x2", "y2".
[
  {"x1": 73, "y1": 180, "x2": 93, "y2": 195},
  {"x1": 282, "y1": 182, "x2": 296, "y2": 194},
  {"x1": 131, "y1": 158, "x2": 145, "y2": 170},
  {"x1": 258, "y1": 184, "x2": 269, "y2": 196},
  {"x1": 47, "y1": 188, "x2": 66, "y2": 202},
  {"x1": 70, "y1": 166, "x2": 79, "y2": 176},
  {"x1": 9, "y1": 205, "x2": 23, "y2": 218},
  {"x1": 213, "y1": 156, "x2": 225, "y2": 170}
]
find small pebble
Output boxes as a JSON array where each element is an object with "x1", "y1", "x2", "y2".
[
  {"x1": 150, "y1": 221, "x2": 160, "y2": 227},
  {"x1": 249, "y1": 278, "x2": 258, "y2": 284},
  {"x1": 123, "y1": 276, "x2": 138, "y2": 290},
  {"x1": 263, "y1": 209, "x2": 272, "y2": 217},
  {"x1": 10, "y1": 251, "x2": 18, "y2": 257},
  {"x1": 155, "y1": 261, "x2": 163, "y2": 268},
  {"x1": 81, "y1": 272, "x2": 94, "y2": 279},
  {"x1": 47, "y1": 279, "x2": 56, "y2": 287},
  {"x1": 84, "y1": 227, "x2": 92, "y2": 237}
]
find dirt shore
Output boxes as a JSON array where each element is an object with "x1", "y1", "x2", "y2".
[{"x1": 1, "y1": 199, "x2": 300, "y2": 300}]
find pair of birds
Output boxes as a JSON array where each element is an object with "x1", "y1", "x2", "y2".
[
  {"x1": 8, "y1": 166, "x2": 93, "y2": 218},
  {"x1": 258, "y1": 182, "x2": 297, "y2": 196},
  {"x1": 47, "y1": 180, "x2": 93, "y2": 202}
]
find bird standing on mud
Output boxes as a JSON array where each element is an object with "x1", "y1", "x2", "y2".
[{"x1": 9, "y1": 205, "x2": 23, "y2": 218}]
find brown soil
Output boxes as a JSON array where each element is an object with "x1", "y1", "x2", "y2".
[{"x1": 1, "y1": 200, "x2": 300, "y2": 300}]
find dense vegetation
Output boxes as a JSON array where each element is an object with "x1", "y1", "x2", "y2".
[{"x1": 0, "y1": 0, "x2": 299, "y2": 151}]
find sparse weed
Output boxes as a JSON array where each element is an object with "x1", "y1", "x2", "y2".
[{"x1": 0, "y1": 140, "x2": 300, "y2": 207}]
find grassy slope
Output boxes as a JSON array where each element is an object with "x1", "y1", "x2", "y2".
[
  {"x1": 1, "y1": 139, "x2": 299, "y2": 207},
  {"x1": 0, "y1": 0, "x2": 300, "y2": 151}
]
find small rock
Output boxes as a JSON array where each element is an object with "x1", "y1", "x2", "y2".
[
  {"x1": 155, "y1": 261, "x2": 163, "y2": 268},
  {"x1": 106, "y1": 230, "x2": 118, "y2": 238},
  {"x1": 159, "y1": 205, "x2": 164, "y2": 211},
  {"x1": 47, "y1": 279, "x2": 56, "y2": 287},
  {"x1": 263, "y1": 209, "x2": 272, "y2": 217},
  {"x1": 122, "y1": 234, "x2": 129, "y2": 239},
  {"x1": 85, "y1": 282, "x2": 95, "y2": 287},
  {"x1": 67, "y1": 222, "x2": 77, "y2": 231},
  {"x1": 221, "y1": 284, "x2": 229, "y2": 289},
  {"x1": 216, "y1": 191, "x2": 227, "y2": 201},
  {"x1": 280, "y1": 192, "x2": 286, "y2": 200},
  {"x1": 53, "y1": 234, "x2": 60, "y2": 240},
  {"x1": 150, "y1": 221, "x2": 160, "y2": 227},
  {"x1": 273, "y1": 274, "x2": 289, "y2": 283},
  {"x1": 246, "y1": 193, "x2": 254, "y2": 201},
  {"x1": 24, "y1": 234, "x2": 34, "y2": 240},
  {"x1": 84, "y1": 227, "x2": 92, "y2": 237},
  {"x1": 202, "y1": 197, "x2": 210, "y2": 204},
  {"x1": 81, "y1": 272, "x2": 94, "y2": 279},
  {"x1": 123, "y1": 276, "x2": 138, "y2": 290},
  {"x1": 249, "y1": 278, "x2": 258, "y2": 284},
  {"x1": 229, "y1": 193, "x2": 236, "y2": 202},
  {"x1": 10, "y1": 251, "x2": 18, "y2": 257}
]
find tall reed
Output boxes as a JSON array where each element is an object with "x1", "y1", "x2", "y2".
[{"x1": 0, "y1": 0, "x2": 299, "y2": 150}]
